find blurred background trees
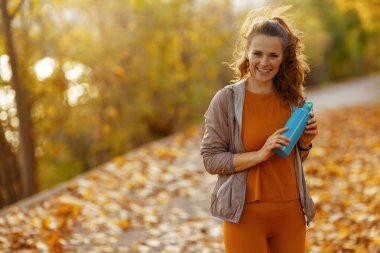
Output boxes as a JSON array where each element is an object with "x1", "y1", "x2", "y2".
[{"x1": 0, "y1": 0, "x2": 379, "y2": 207}]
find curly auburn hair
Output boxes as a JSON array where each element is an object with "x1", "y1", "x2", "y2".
[{"x1": 227, "y1": 6, "x2": 310, "y2": 106}]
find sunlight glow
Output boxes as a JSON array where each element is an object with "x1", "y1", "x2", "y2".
[
  {"x1": 0, "y1": 85, "x2": 18, "y2": 146},
  {"x1": 34, "y1": 57, "x2": 56, "y2": 81},
  {"x1": 10, "y1": 117, "x2": 19, "y2": 128},
  {"x1": 5, "y1": 129, "x2": 18, "y2": 147},
  {"x1": 0, "y1": 55, "x2": 12, "y2": 82},
  {"x1": 66, "y1": 82, "x2": 98, "y2": 107},
  {"x1": 0, "y1": 111, "x2": 7, "y2": 121},
  {"x1": 67, "y1": 83, "x2": 84, "y2": 105},
  {"x1": 63, "y1": 61, "x2": 97, "y2": 106},
  {"x1": 232, "y1": 0, "x2": 267, "y2": 11},
  {"x1": 0, "y1": 56, "x2": 98, "y2": 109},
  {"x1": 63, "y1": 62, "x2": 91, "y2": 81},
  {"x1": 0, "y1": 86, "x2": 16, "y2": 110}
]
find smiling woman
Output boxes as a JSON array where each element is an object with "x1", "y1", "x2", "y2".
[{"x1": 201, "y1": 6, "x2": 317, "y2": 253}]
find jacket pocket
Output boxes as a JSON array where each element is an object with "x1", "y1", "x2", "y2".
[{"x1": 216, "y1": 174, "x2": 233, "y2": 198}]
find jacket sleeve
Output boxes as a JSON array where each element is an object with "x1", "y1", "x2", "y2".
[
  {"x1": 297, "y1": 142, "x2": 312, "y2": 162},
  {"x1": 299, "y1": 149, "x2": 310, "y2": 162},
  {"x1": 200, "y1": 89, "x2": 236, "y2": 175}
]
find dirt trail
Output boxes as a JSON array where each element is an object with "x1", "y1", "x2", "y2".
[{"x1": 307, "y1": 75, "x2": 380, "y2": 113}]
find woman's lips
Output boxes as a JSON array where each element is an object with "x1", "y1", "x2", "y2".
[{"x1": 256, "y1": 67, "x2": 272, "y2": 73}]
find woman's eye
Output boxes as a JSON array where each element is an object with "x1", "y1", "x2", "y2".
[
  {"x1": 270, "y1": 54, "x2": 279, "y2": 58},
  {"x1": 253, "y1": 52, "x2": 261, "y2": 56}
]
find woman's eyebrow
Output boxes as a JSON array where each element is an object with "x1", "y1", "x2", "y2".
[{"x1": 252, "y1": 50, "x2": 280, "y2": 55}]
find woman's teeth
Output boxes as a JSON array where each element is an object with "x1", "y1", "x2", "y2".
[{"x1": 257, "y1": 68, "x2": 271, "y2": 73}]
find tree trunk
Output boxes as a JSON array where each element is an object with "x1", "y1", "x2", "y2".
[
  {"x1": 0, "y1": 0, "x2": 38, "y2": 197},
  {"x1": 0, "y1": 126, "x2": 22, "y2": 207}
]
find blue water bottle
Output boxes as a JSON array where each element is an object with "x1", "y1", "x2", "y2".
[{"x1": 273, "y1": 101, "x2": 313, "y2": 158}]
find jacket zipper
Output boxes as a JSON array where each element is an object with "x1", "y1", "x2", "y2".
[{"x1": 216, "y1": 174, "x2": 233, "y2": 198}]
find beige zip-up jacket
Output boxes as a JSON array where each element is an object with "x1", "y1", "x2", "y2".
[{"x1": 200, "y1": 78, "x2": 316, "y2": 225}]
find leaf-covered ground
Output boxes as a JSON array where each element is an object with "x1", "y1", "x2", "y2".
[{"x1": 0, "y1": 103, "x2": 379, "y2": 253}]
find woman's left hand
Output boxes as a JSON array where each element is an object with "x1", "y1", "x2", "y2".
[{"x1": 299, "y1": 111, "x2": 318, "y2": 149}]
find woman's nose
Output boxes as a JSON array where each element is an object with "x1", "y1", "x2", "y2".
[{"x1": 260, "y1": 56, "x2": 269, "y2": 65}]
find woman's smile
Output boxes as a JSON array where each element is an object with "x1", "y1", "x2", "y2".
[{"x1": 256, "y1": 67, "x2": 272, "y2": 73}]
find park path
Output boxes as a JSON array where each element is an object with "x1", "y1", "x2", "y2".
[
  {"x1": 0, "y1": 75, "x2": 379, "y2": 252},
  {"x1": 307, "y1": 74, "x2": 380, "y2": 112}
]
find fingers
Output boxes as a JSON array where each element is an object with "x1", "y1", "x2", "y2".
[
  {"x1": 308, "y1": 112, "x2": 316, "y2": 124},
  {"x1": 306, "y1": 113, "x2": 317, "y2": 131},
  {"x1": 267, "y1": 134, "x2": 291, "y2": 148},
  {"x1": 273, "y1": 127, "x2": 289, "y2": 135},
  {"x1": 266, "y1": 142, "x2": 286, "y2": 151},
  {"x1": 261, "y1": 128, "x2": 292, "y2": 161},
  {"x1": 304, "y1": 118, "x2": 318, "y2": 135},
  {"x1": 306, "y1": 122, "x2": 317, "y2": 130},
  {"x1": 270, "y1": 128, "x2": 291, "y2": 144},
  {"x1": 275, "y1": 138, "x2": 290, "y2": 147},
  {"x1": 307, "y1": 115, "x2": 316, "y2": 124},
  {"x1": 304, "y1": 129, "x2": 318, "y2": 135},
  {"x1": 304, "y1": 122, "x2": 318, "y2": 134},
  {"x1": 277, "y1": 134, "x2": 291, "y2": 143}
]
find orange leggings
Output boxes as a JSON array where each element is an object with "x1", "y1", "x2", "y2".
[{"x1": 223, "y1": 200, "x2": 306, "y2": 253}]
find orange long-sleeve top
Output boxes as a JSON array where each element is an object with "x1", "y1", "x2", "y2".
[{"x1": 242, "y1": 89, "x2": 300, "y2": 203}]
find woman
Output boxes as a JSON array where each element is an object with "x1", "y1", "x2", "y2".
[{"x1": 200, "y1": 7, "x2": 318, "y2": 253}]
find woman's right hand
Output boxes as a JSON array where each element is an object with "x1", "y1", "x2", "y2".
[{"x1": 258, "y1": 127, "x2": 290, "y2": 162}]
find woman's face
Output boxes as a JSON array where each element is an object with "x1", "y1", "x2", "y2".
[{"x1": 247, "y1": 34, "x2": 284, "y2": 86}]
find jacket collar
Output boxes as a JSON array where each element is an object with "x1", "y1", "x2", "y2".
[{"x1": 226, "y1": 79, "x2": 246, "y2": 129}]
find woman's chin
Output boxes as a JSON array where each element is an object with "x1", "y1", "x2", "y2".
[{"x1": 254, "y1": 75, "x2": 275, "y2": 84}]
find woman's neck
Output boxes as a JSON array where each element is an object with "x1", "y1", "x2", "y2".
[{"x1": 246, "y1": 78, "x2": 273, "y2": 94}]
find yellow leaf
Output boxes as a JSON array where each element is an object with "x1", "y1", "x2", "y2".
[
  {"x1": 113, "y1": 156, "x2": 126, "y2": 167},
  {"x1": 44, "y1": 231, "x2": 63, "y2": 253},
  {"x1": 118, "y1": 218, "x2": 132, "y2": 230}
]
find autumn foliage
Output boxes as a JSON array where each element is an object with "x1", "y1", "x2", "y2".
[
  {"x1": 0, "y1": 103, "x2": 379, "y2": 252},
  {"x1": 304, "y1": 103, "x2": 380, "y2": 252}
]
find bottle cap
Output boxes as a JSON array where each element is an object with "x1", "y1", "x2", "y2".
[{"x1": 304, "y1": 101, "x2": 313, "y2": 111}]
